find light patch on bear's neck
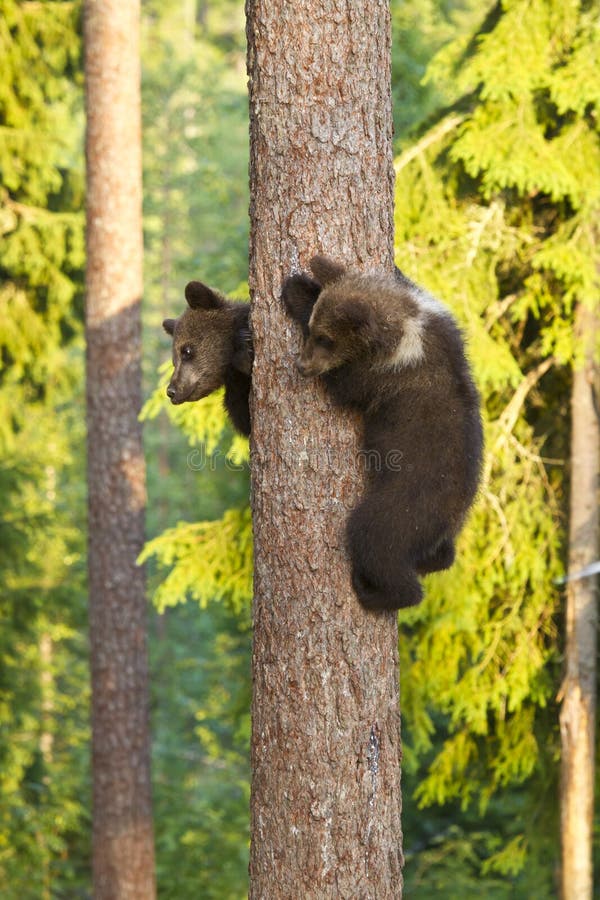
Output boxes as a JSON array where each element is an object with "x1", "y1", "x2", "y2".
[
  {"x1": 413, "y1": 287, "x2": 451, "y2": 319},
  {"x1": 387, "y1": 314, "x2": 425, "y2": 368}
]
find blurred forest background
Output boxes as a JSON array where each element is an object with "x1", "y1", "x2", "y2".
[{"x1": 1, "y1": 0, "x2": 599, "y2": 896}]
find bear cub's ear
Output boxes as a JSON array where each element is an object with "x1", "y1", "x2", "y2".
[
  {"x1": 282, "y1": 273, "x2": 321, "y2": 314},
  {"x1": 163, "y1": 318, "x2": 176, "y2": 336},
  {"x1": 310, "y1": 255, "x2": 346, "y2": 286},
  {"x1": 185, "y1": 281, "x2": 224, "y2": 311},
  {"x1": 281, "y1": 273, "x2": 322, "y2": 336}
]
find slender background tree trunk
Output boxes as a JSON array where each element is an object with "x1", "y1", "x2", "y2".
[
  {"x1": 560, "y1": 298, "x2": 599, "y2": 900},
  {"x1": 84, "y1": 1, "x2": 156, "y2": 896},
  {"x1": 247, "y1": 1, "x2": 403, "y2": 896}
]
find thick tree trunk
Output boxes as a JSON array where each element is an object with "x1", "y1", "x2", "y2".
[
  {"x1": 84, "y1": 1, "x2": 156, "y2": 897},
  {"x1": 559, "y1": 299, "x2": 599, "y2": 900},
  {"x1": 247, "y1": 1, "x2": 403, "y2": 897}
]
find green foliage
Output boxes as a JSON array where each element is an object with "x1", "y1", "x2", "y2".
[
  {"x1": 390, "y1": 0, "x2": 482, "y2": 140},
  {"x1": 139, "y1": 0, "x2": 252, "y2": 616},
  {"x1": 141, "y1": 0, "x2": 248, "y2": 318},
  {"x1": 142, "y1": 372, "x2": 252, "y2": 897},
  {"x1": 142, "y1": 373, "x2": 252, "y2": 895},
  {"x1": 395, "y1": 0, "x2": 600, "y2": 889},
  {"x1": 151, "y1": 602, "x2": 250, "y2": 900},
  {"x1": 141, "y1": 505, "x2": 252, "y2": 617},
  {"x1": 1, "y1": 0, "x2": 254, "y2": 891},
  {"x1": 140, "y1": 1, "x2": 600, "y2": 894},
  {"x1": 0, "y1": 0, "x2": 89, "y2": 893},
  {"x1": 139, "y1": 2, "x2": 252, "y2": 894}
]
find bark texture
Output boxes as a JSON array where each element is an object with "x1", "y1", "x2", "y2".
[
  {"x1": 560, "y1": 300, "x2": 599, "y2": 900},
  {"x1": 247, "y1": 1, "x2": 403, "y2": 896},
  {"x1": 84, "y1": 1, "x2": 156, "y2": 896}
]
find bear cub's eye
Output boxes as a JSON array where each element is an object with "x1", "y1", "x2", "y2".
[
  {"x1": 313, "y1": 334, "x2": 335, "y2": 350},
  {"x1": 181, "y1": 345, "x2": 194, "y2": 361}
]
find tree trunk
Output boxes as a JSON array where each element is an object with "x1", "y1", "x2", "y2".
[
  {"x1": 247, "y1": 1, "x2": 403, "y2": 896},
  {"x1": 560, "y1": 298, "x2": 599, "y2": 900},
  {"x1": 84, "y1": 1, "x2": 156, "y2": 896}
]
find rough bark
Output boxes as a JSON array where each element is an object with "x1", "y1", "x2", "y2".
[
  {"x1": 247, "y1": 1, "x2": 403, "y2": 897},
  {"x1": 559, "y1": 299, "x2": 599, "y2": 900},
  {"x1": 84, "y1": 1, "x2": 156, "y2": 896}
]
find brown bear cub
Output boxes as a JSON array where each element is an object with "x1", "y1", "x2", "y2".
[
  {"x1": 163, "y1": 281, "x2": 252, "y2": 436},
  {"x1": 282, "y1": 255, "x2": 483, "y2": 611}
]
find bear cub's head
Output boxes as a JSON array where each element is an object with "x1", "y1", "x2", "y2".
[
  {"x1": 163, "y1": 281, "x2": 241, "y2": 405},
  {"x1": 282, "y1": 255, "x2": 422, "y2": 377}
]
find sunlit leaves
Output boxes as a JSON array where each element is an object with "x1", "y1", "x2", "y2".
[
  {"x1": 0, "y1": 2, "x2": 87, "y2": 893},
  {"x1": 140, "y1": 506, "x2": 252, "y2": 617},
  {"x1": 396, "y1": 0, "x2": 599, "y2": 888}
]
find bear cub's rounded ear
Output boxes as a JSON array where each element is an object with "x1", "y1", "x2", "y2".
[
  {"x1": 185, "y1": 281, "x2": 223, "y2": 310},
  {"x1": 163, "y1": 318, "x2": 176, "y2": 336},
  {"x1": 310, "y1": 255, "x2": 347, "y2": 287}
]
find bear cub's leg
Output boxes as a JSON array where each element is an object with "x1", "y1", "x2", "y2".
[
  {"x1": 415, "y1": 538, "x2": 456, "y2": 575},
  {"x1": 347, "y1": 501, "x2": 424, "y2": 610},
  {"x1": 352, "y1": 564, "x2": 423, "y2": 611}
]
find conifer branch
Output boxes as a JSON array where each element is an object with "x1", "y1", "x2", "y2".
[
  {"x1": 484, "y1": 293, "x2": 518, "y2": 331},
  {"x1": 21, "y1": 1, "x2": 77, "y2": 9},
  {"x1": 482, "y1": 487, "x2": 512, "y2": 566},
  {"x1": 4, "y1": 196, "x2": 82, "y2": 223},
  {"x1": 493, "y1": 357, "x2": 555, "y2": 450},
  {"x1": 465, "y1": 202, "x2": 501, "y2": 266},
  {"x1": 394, "y1": 114, "x2": 464, "y2": 174}
]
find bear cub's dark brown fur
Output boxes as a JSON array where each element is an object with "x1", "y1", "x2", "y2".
[
  {"x1": 163, "y1": 281, "x2": 252, "y2": 436},
  {"x1": 282, "y1": 255, "x2": 483, "y2": 611}
]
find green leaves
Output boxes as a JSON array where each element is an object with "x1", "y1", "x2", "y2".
[
  {"x1": 140, "y1": 359, "x2": 252, "y2": 617},
  {"x1": 140, "y1": 506, "x2": 252, "y2": 617},
  {"x1": 429, "y1": 0, "x2": 600, "y2": 209},
  {"x1": 0, "y1": 3, "x2": 88, "y2": 893},
  {"x1": 396, "y1": 0, "x2": 600, "y2": 887}
]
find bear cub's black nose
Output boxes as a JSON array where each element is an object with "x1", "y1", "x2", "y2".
[{"x1": 166, "y1": 385, "x2": 176, "y2": 400}]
